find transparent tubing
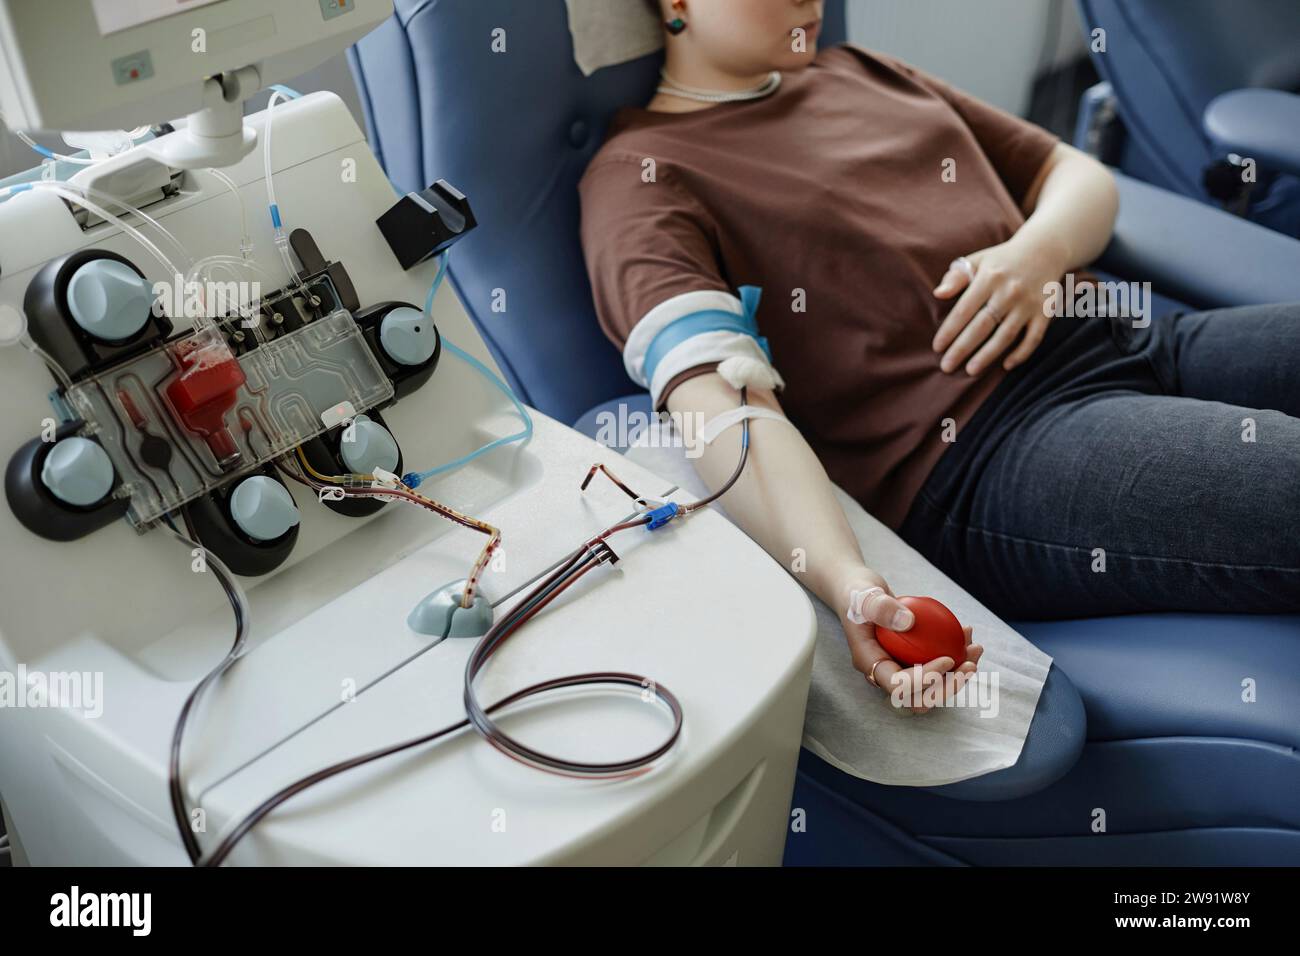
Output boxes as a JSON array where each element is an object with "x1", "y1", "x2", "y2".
[
  {"x1": 184, "y1": 254, "x2": 278, "y2": 333},
  {"x1": 205, "y1": 168, "x2": 252, "y2": 261},
  {"x1": 18, "y1": 130, "x2": 97, "y2": 164},
  {"x1": 63, "y1": 180, "x2": 194, "y2": 272},
  {"x1": 20, "y1": 334, "x2": 75, "y2": 391},
  {"x1": 0, "y1": 182, "x2": 192, "y2": 386},
  {"x1": 43, "y1": 175, "x2": 260, "y2": 327},
  {"x1": 22, "y1": 184, "x2": 185, "y2": 280},
  {"x1": 263, "y1": 93, "x2": 282, "y2": 217},
  {"x1": 186, "y1": 254, "x2": 274, "y2": 286},
  {"x1": 403, "y1": 253, "x2": 536, "y2": 488},
  {"x1": 0, "y1": 301, "x2": 76, "y2": 400},
  {"x1": 0, "y1": 179, "x2": 194, "y2": 277},
  {"x1": 262, "y1": 92, "x2": 307, "y2": 293},
  {"x1": 0, "y1": 108, "x2": 156, "y2": 166}
]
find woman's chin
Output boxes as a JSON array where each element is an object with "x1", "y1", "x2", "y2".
[{"x1": 775, "y1": 46, "x2": 820, "y2": 71}]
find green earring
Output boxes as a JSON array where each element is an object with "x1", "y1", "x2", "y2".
[{"x1": 666, "y1": 1, "x2": 687, "y2": 35}]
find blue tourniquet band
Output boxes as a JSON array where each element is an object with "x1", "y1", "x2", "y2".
[{"x1": 642, "y1": 285, "x2": 771, "y2": 385}]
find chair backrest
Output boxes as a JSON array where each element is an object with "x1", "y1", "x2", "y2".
[
  {"x1": 1077, "y1": 0, "x2": 1300, "y2": 198},
  {"x1": 349, "y1": 0, "x2": 847, "y2": 425}
]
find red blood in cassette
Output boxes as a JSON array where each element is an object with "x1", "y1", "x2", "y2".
[{"x1": 165, "y1": 335, "x2": 246, "y2": 468}]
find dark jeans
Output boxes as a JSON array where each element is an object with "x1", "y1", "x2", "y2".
[{"x1": 899, "y1": 301, "x2": 1300, "y2": 619}]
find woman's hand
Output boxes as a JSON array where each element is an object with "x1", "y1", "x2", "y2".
[
  {"x1": 836, "y1": 567, "x2": 983, "y2": 714},
  {"x1": 930, "y1": 233, "x2": 1069, "y2": 376},
  {"x1": 881, "y1": 626, "x2": 980, "y2": 714}
]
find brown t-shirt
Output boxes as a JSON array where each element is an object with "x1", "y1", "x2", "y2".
[{"x1": 578, "y1": 43, "x2": 1060, "y2": 530}]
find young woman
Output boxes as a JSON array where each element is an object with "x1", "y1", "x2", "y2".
[{"x1": 578, "y1": 0, "x2": 1300, "y2": 703}]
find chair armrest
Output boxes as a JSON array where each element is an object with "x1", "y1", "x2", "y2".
[
  {"x1": 1097, "y1": 172, "x2": 1300, "y2": 309},
  {"x1": 1073, "y1": 81, "x2": 1124, "y2": 165},
  {"x1": 1204, "y1": 89, "x2": 1300, "y2": 178}
]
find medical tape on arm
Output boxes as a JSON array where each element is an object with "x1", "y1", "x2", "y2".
[{"x1": 698, "y1": 405, "x2": 794, "y2": 445}]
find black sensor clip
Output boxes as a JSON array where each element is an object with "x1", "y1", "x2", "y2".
[{"x1": 376, "y1": 179, "x2": 477, "y2": 271}]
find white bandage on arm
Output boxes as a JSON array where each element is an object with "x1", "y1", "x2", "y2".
[{"x1": 623, "y1": 290, "x2": 785, "y2": 409}]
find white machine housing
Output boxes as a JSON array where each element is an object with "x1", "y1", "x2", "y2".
[
  {"x1": 0, "y1": 92, "x2": 818, "y2": 865},
  {"x1": 0, "y1": 0, "x2": 393, "y2": 134}
]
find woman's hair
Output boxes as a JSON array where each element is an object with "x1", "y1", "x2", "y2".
[{"x1": 644, "y1": 0, "x2": 662, "y2": 16}]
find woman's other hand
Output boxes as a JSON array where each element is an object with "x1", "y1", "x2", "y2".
[
  {"x1": 930, "y1": 233, "x2": 1069, "y2": 376},
  {"x1": 929, "y1": 143, "x2": 1119, "y2": 377},
  {"x1": 837, "y1": 568, "x2": 983, "y2": 714}
]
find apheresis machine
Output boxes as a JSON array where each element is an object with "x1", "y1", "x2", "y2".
[{"x1": 0, "y1": 0, "x2": 815, "y2": 866}]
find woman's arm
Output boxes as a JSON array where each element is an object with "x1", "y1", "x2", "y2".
[
  {"x1": 1019, "y1": 141, "x2": 1120, "y2": 266},
  {"x1": 932, "y1": 143, "x2": 1120, "y2": 375},
  {"x1": 667, "y1": 371, "x2": 981, "y2": 710}
]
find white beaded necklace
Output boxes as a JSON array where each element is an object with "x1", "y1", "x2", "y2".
[{"x1": 656, "y1": 69, "x2": 783, "y2": 104}]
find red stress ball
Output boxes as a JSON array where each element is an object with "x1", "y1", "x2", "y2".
[{"x1": 875, "y1": 596, "x2": 966, "y2": 668}]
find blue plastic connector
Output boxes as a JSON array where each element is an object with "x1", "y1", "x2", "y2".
[
  {"x1": 401, "y1": 472, "x2": 423, "y2": 489},
  {"x1": 645, "y1": 502, "x2": 680, "y2": 531}
]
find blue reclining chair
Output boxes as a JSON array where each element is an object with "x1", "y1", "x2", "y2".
[
  {"x1": 350, "y1": 0, "x2": 1300, "y2": 864},
  {"x1": 1075, "y1": 0, "x2": 1300, "y2": 239}
]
